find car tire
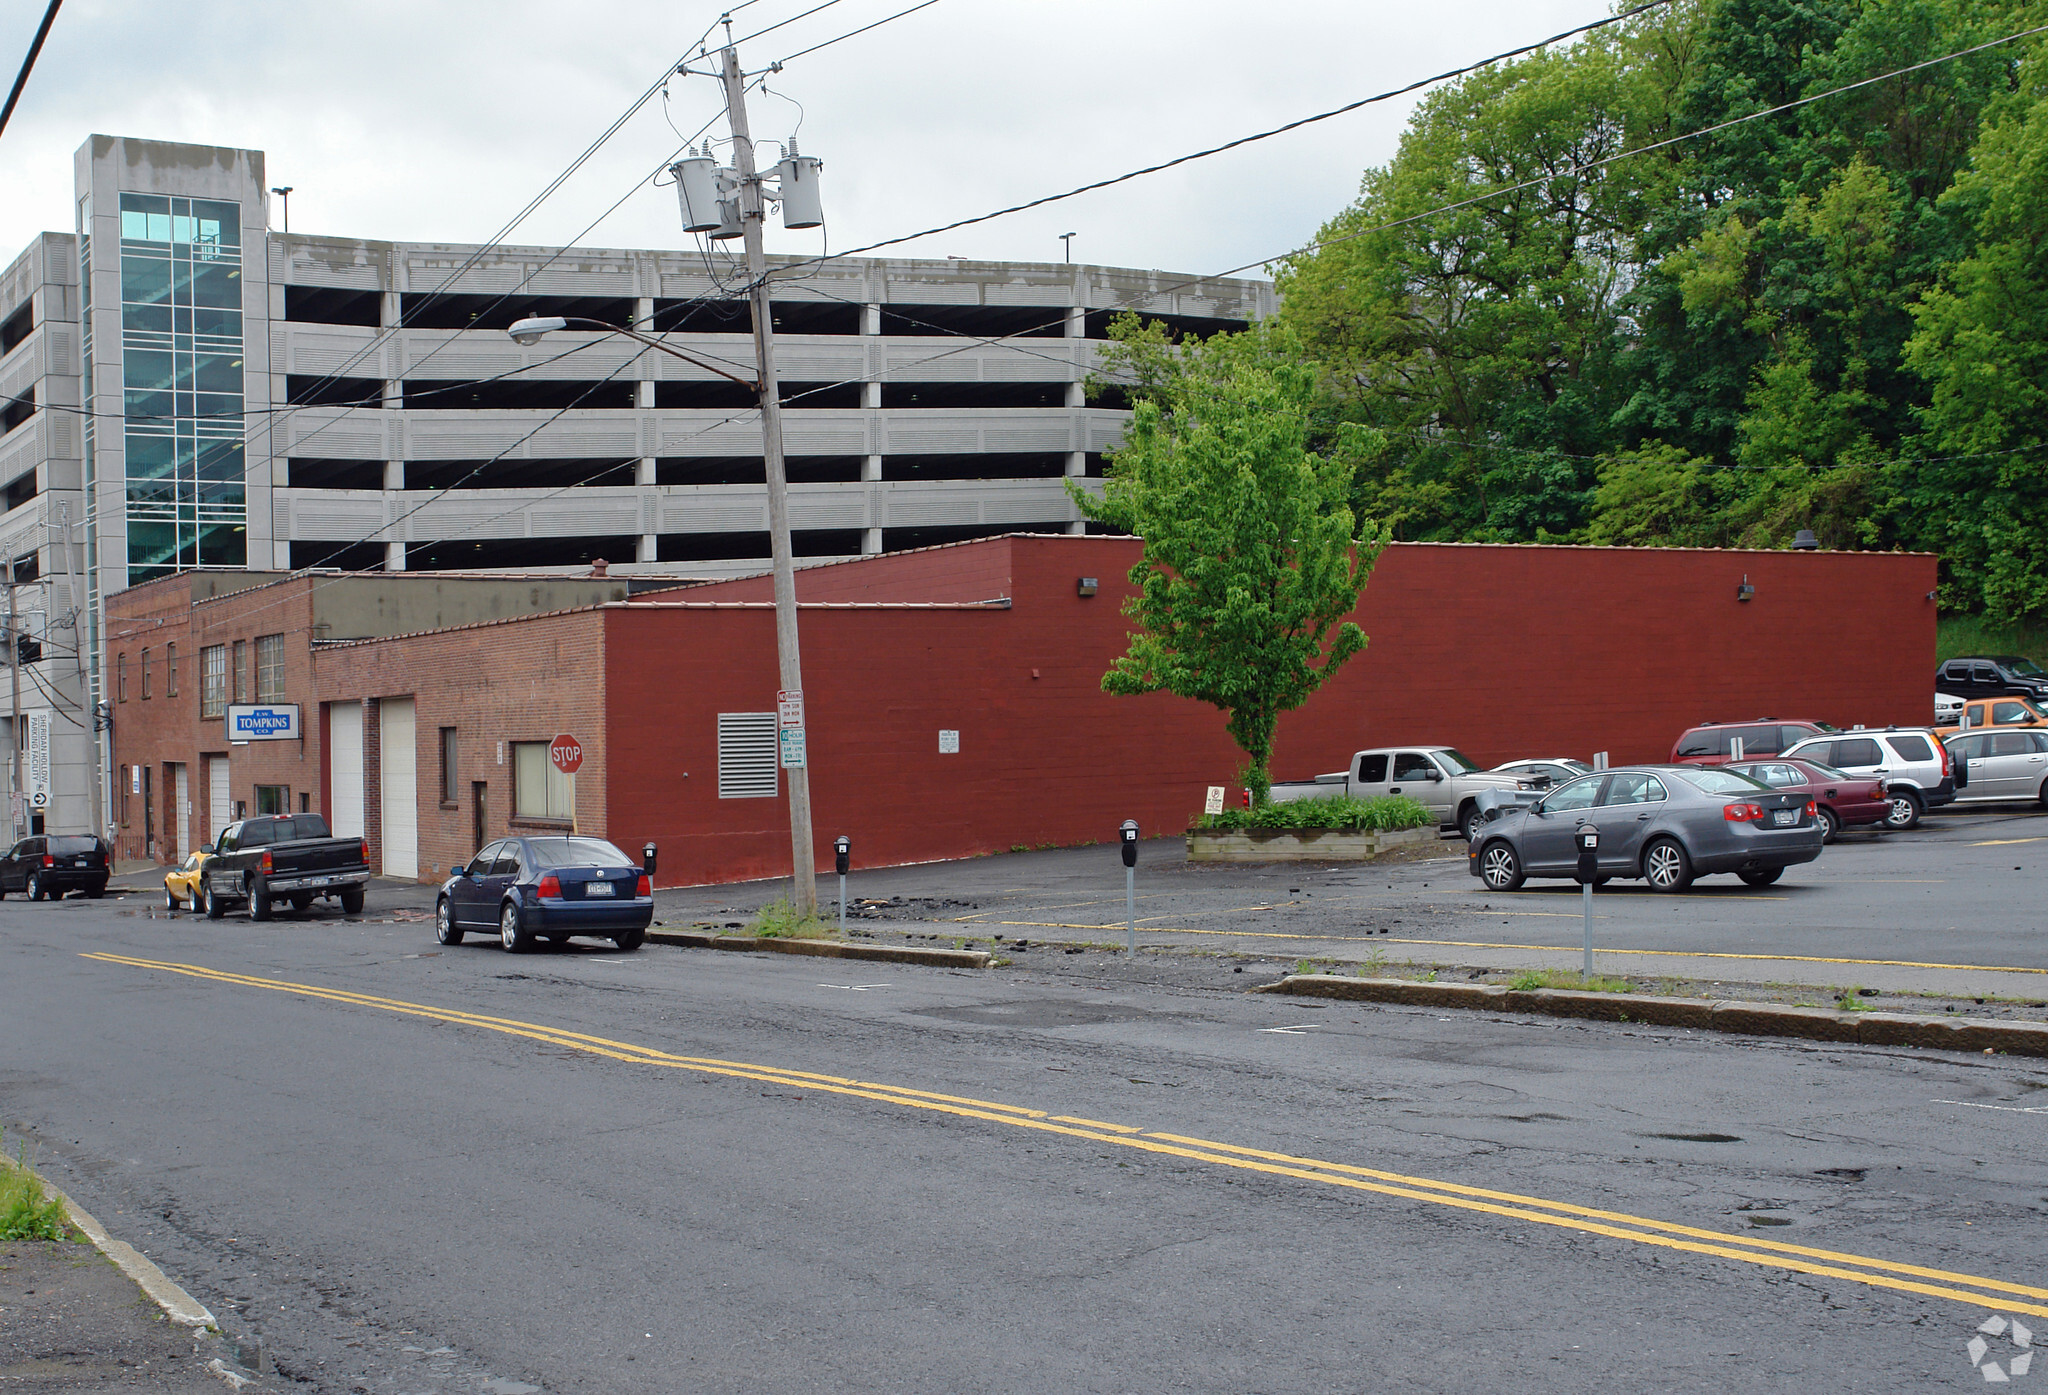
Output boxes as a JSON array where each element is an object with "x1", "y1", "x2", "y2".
[
  {"x1": 165, "y1": 887, "x2": 181, "y2": 913},
  {"x1": 86, "y1": 884, "x2": 105, "y2": 900},
  {"x1": 1738, "y1": 867, "x2": 1784, "y2": 887},
  {"x1": 2038, "y1": 776, "x2": 2048, "y2": 811},
  {"x1": 339, "y1": 886, "x2": 365, "y2": 915},
  {"x1": 250, "y1": 879, "x2": 272, "y2": 922},
  {"x1": 289, "y1": 893, "x2": 313, "y2": 913},
  {"x1": 435, "y1": 897, "x2": 464, "y2": 946},
  {"x1": 1884, "y1": 788, "x2": 1923, "y2": 830},
  {"x1": 1458, "y1": 802, "x2": 1485, "y2": 842},
  {"x1": 613, "y1": 926, "x2": 647, "y2": 952},
  {"x1": 1816, "y1": 806, "x2": 1840, "y2": 843},
  {"x1": 1643, "y1": 838, "x2": 1694, "y2": 892},
  {"x1": 500, "y1": 900, "x2": 534, "y2": 953},
  {"x1": 204, "y1": 885, "x2": 224, "y2": 920},
  {"x1": 1477, "y1": 841, "x2": 1524, "y2": 891},
  {"x1": 26, "y1": 873, "x2": 44, "y2": 902}
]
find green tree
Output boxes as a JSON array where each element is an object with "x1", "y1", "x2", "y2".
[{"x1": 1073, "y1": 318, "x2": 1387, "y2": 803}]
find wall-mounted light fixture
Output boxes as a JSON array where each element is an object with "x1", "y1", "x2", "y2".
[
  {"x1": 1927, "y1": 589, "x2": 1938, "y2": 602},
  {"x1": 1736, "y1": 574, "x2": 1755, "y2": 602},
  {"x1": 1077, "y1": 577, "x2": 1098, "y2": 598}
]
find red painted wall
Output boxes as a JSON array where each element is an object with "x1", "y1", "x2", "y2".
[{"x1": 607, "y1": 536, "x2": 1937, "y2": 886}]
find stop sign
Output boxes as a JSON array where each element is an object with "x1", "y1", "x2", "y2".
[{"x1": 549, "y1": 733, "x2": 583, "y2": 775}]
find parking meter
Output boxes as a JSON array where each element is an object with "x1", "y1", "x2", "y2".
[
  {"x1": 641, "y1": 842, "x2": 658, "y2": 878},
  {"x1": 1574, "y1": 826, "x2": 1600, "y2": 883},
  {"x1": 834, "y1": 835, "x2": 851, "y2": 930},
  {"x1": 1119, "y1": 820, "x2": 1139, "y2": 953},
  {"x1": 1119, "y1": 820, "x2": 1139, "y2": 868}
]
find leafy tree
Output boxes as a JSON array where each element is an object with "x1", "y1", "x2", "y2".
[{"x1": 1072, "y1": 317, "x2": 1388, "y2": 803}]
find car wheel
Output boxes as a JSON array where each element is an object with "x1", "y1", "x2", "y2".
[
  {"x1": 1738, "y1": 867, "x2": 1784, "y2": 887},
  {"x1": 1816, "y1": 806, "x2": 1840, "y2": 843},
  {"x1": 204, "y1": 885, "x2": 224, "y2": 920},
  {"x1": 1884, "y1": 788, "x2": 1922, "y2": 830},
  {"x1": 435, "y1": 897, "x2": 465, "y2": 946},
  {"x1": 289, "y1": 893, "x2": 313, "y2": 913},
  {"x1": 26, "y1": 873, "x2": 44, "y2": 902},
  {"x1": 165, "y1": 887, "x2": 181, "y2": 913},
  {"x1": 2038, "y1": 776, "x2": 2048, "y2": 811},
  {"x1": 86, "y1": 884, "x2": 105, "y2": 900},
  {"x1": 500, "y1": 900, "x2": 534, "y2": 953},
  {"x1": 339, "y1": 886, "x2": 365, "y2": 915},
  {"x1": 1643, "y1": 838, "x2": 1694, "y2": 892},
  {"x1": 1478, "y1": 841, "x2": 1524, "y2": 891},
  {"x1": 1458, "y1": 802, "x2": 1485, "y2": 842},
  {"x1": 249, "y1": 879, "x2": 272, "y2": 922},
  {"x1": 613, "y1": 926, "x2": 647, "y2": 952}
]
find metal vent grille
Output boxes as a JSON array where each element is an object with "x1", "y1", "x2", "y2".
[{"x1": 718, "y1": 712, "x2": 779, "y2": 799}]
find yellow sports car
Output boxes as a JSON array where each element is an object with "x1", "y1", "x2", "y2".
[{"x1": 164, "y1": 851, "x2": 211, "y2": 912}]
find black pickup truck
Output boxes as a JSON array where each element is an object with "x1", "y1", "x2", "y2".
[{"x1": 201, "y1": 814, "x2": 371, "y2": 920}]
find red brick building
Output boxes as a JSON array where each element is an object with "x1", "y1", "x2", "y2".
[{"x1": 104, "y1": 535, "x2": 1937, "y2": 887}]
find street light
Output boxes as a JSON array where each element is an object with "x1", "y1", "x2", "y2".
[
  {"x1": 271, "y1": 186, "x2": 293, "y2": 233},
  {"x1": 506, "y1": 316, "x2": 757, "y2": 390}
]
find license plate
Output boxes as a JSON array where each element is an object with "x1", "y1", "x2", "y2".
[
  {"x1": 584, "y1": 881, "x2": 614, "y2": 898},
  {"x1": 1771, "y1": 809, "x2": 1798, "y2": 827},
  {"x1": 74, "y1": 859, "x2": 88, "y2": 867}
]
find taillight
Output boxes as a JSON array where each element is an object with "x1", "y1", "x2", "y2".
[
  {"x1": 1939, "y1": 741, "x2": 1951, "y2": 776},
  {"x1": 1723, "y1": 803, "x2": 1765, "y2": 822},
  {"x1": 360, "y1": 840, "x2": 371, "y2": 864},
  {"x1": 261, "y1": 850, "x2": 273, "y2": 874},
  {"x1": 536, "y1": 874, "x2": 562, "y2": 898},
  {"x1": 636, "y1": 874, "x2": 651, "y2": 897},
  {"x1": 40, "y1": 854, "x2": 52, "y2": 867},
  {"x1": 1805, "y1": 800, "x2": 1817, "y2": 819}
]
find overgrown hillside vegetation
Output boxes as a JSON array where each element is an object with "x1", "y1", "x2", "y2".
[{"x1": 1254, "y1": 0, "x2": 2048, "y2": 623}]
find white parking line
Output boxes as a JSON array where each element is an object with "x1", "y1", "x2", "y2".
[
  {"x1": 1936, "y1": 1099, "x2": 2048, "y2": 1115},
  {"x1": 1260, "y1": 1024, "x2": 1323, "y2": 1035},
  {"x1": 818, "y1": 983, "x2": 891, "y2": 991}
]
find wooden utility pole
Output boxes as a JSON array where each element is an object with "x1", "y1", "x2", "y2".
[{"x1": 720, "y1": 45, "x2": 817, "y2": 916}]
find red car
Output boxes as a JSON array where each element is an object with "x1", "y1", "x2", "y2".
[
  {"x1": 1670, "y1": 719, "x2": 1836, "y2": 765},
  {"x1": 1725, "y1": 758, "x2": 1888, "y2": 842}
]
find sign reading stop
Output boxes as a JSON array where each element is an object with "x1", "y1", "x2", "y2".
[{"x1": 549, "y1": 734, "x2": 583, "y2": 775}]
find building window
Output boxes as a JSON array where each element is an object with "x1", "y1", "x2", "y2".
[
  {"x1": 232, "y1": 639, "x2": 248, "y2": 704},
  {"x1": 200, "y1": 643, "x2": 226, "y2": 717},
  {"x1": 717, "y1": 712, "x2": 779, "y2": 798},
  {"x1": 511, "y1": 741, "x2": 574, "y2": 821},
  {"x1": 117, "y1": 652, "x2": 127, "y2": 702},
  {"x1": 255, "y1": 633, "x2": 284, "y2": 702},
  {"x1": 440, "y1": 727, "x2": 459, "y2": 806},
  {"x1": 167, "y1": 642, "x2": 177, "y2": 695},
  {"x1": 255, "y1": 785, "x2": 288, "y2": 816},
  {"x1": 120, "y1": 767, "x2": 130, "y2": 826},
  {"x1": 141, "y1": 647, "x2": 151, "y2": 698}
]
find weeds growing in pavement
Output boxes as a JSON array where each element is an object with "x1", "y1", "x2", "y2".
[
  {"x1": 0, "y1": 1140, "x2": 70, "y2": 1242},
  {"x1": 1507, "y1": 968, "x2": 1633, "y2": 993},
  {"x1": 1294, "y1": 958, "x2": 1317, "y2": 975},
  {"x1": 747, "y1": 898, "x2": 834, "y2": 940},
  {"x1": 1364, "y1": 943, "x2": 1388, "y2": 976}
]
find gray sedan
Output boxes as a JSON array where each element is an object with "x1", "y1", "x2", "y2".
[{"x1": 1466, "y1": 765, "x2": 1824, "y2": 892}]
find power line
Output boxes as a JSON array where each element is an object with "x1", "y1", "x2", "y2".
[
  {"x1": 0, "y1": 0, "x2": 62, "y2": 143},
  {"x1": 728, "y1": 0, "x2": 849, "y2": 49},
  {"x1": 768, "y1": 0, "x2": 948, "y2": 66}
]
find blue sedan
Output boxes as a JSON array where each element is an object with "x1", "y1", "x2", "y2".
[{"x1": 436, "y1": 836, "x2": 653, "y2": 952}]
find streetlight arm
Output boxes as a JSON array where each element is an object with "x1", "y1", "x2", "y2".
[{"x1": 506, "y1": 316, "x2": 760, "y2": 394}]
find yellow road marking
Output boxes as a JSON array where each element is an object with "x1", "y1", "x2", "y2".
[
  {"x1": 1973, "y1": 837, "x2": 2045, "y2": 847},
  {"x1": 83, "y1": 950, "x2": 2048, "y2": 1319}
]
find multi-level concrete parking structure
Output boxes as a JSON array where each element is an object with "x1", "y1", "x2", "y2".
[{"x1": 0, "y1": 134, "x2": 1274, "y2": 840}]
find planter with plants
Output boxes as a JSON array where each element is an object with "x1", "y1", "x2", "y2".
[{"x1": 1187, "y1": 793, "x2": 1436, "y2": 861}]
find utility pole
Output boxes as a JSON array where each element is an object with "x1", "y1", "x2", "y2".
[
  {"x1": 720, "y1": 44, "x2": 817, "y2": 916},
  {"x1": 6, "y1": 579, "x2": 21, "y2": 840},
  {"x1": 58, "y1": 503, "x2": 103, "y2": 839}
]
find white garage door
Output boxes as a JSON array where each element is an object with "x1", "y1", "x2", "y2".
[
  {"x1": 173, "y1": 764, "x2": 190, "y2": 859},
  {"x1": 379, "y1": 697, "x2": 417, "y2": 880},
  {"x1": 330, "y1": 702, "x2": 364, "y2": 839},
  {"x1": 206, "y1": 755, "x2": 229, "y2": 845}
]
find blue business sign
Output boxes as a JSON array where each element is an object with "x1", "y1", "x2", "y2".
[{"x1": 226, "y1": 704, "x2": 301, "y2": 743}]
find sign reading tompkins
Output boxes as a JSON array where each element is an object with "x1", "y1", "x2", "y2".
[{"x1": 226, "y1": 704, "x2": 301, "y2": 743}]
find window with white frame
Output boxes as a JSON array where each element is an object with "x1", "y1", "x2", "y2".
[
  {"x1": 200, "y1": 643, "x2": 226, "y2": 717},
  {"x1": 511, "y1": 741, "x2": 574, "y2": 821}
]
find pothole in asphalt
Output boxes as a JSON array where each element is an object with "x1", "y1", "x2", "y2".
[{"x1": 908, "y1": 999, "x2": 1152, "y2": 1028}]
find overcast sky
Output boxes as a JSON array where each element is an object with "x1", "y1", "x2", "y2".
[{"x1": 1, "y1": 0, "x2": 1604, "y2": 283}]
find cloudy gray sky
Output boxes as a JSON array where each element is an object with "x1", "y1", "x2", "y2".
[{"x1": 1, "y1": 0, "x2": 1602, "y2": 280}]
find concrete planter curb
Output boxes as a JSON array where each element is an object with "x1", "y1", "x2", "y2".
[
  {"x1": 1257, "y1": 974, "x2": 2048, "y2": 1057},
  {"x1": 44, "y1": 1178, "x2": 215, "y2": 1329},
  {"x1": 1186, "y1": 825, "x2": 1437, "y2": 862},
  {"x1": 647, "y1": 929, "x2": 989, "y2": 969}
]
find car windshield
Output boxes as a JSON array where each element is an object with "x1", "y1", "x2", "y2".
[
  {"x1": 2006, "y1": 657, "x2": 2046, "y2": 678},
  {"x1": 1435, "y1": 749, "x2": 1483, "y2": 773},
  {"x1": 526, "y1": 837, "x2": 630, "y2": 869},
  {"x1": 49, "y1": 836, "x2": 100, "y2": 855},
  {"x1": 1674, "y1": 767, "x2": 1772, "y2": 794}
]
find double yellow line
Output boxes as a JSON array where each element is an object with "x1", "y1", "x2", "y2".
[{"x1": 84, "y1": 950, "x2": 2048, "y2": 1319}]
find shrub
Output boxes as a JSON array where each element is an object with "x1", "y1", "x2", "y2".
[
  {"x1": 0, "y1": 1147, "x2": 69, "y2": 1242},
  {"x1": 1193, "y1": 794, "x2": 1432, "y2": 833},
  {"x1": 747, "y1": 897, "x2": 834, "y2": 940}
]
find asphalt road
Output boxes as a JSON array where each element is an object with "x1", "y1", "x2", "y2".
[{"x1": 4, "y1": 890, "x2": 2046, "y2": 1392}]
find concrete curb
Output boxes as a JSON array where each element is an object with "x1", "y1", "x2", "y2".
[
  {"x1": 647, "y1": 930, "x2": 990, "y2": 969},
  {"x1": 1256, "y1": 974, "x2": 2048, "y2": 1057},
  {"x1": 46, "y1": 1180, "x2": 216, "y2": 1329}
]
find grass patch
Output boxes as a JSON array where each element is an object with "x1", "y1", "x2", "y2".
[
  {"x1": 1938, "y1": 614, "x2": 2048, "y2": 666},
  {"x1": 746, "y1": 897, "x2": 836, "y2": 940},
  {"x1": 0, "y1": 1143, "x2": 70, "y2": 1242},
  {"x1": 1506, "y1": 967, "x2": 1634, "y2": 993},
  {"x1": 1195, "y1": 794, "x2": 1433, "y2": 834}
]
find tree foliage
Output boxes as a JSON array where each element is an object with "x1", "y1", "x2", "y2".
[{"x1": 1073, "y1": 316, "x2": 1388, "y2": 802}]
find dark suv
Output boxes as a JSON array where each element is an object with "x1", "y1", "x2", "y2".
[
  {"x1": 1671, "y1": 720, "x2": 1837, "y2": 765},
  {"x1": 1937, "y1": 656, "x2": 2048, "y2": 702},
  {"x1": 0, "y1": 835, "x2": 111, "y2": 900}
]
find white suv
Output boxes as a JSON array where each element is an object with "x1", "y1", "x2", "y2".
[{"x1": 1782, "y1": 728, "x2": 1956, "y2": 830}]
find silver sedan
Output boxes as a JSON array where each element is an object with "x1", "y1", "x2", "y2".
[{"x1": 1466, "y1": 765, "x2": 1824, "y2": 892}]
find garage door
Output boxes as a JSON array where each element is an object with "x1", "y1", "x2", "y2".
[
  {"x1": 206, "y1": 755, "x2": 229, "y2": 844},
  {"x1": 379, "y1": 697, "x2": 417, "y2": 880},
  {"x1": 330, "y1": 702, "x2": 364, "y2": 839},
  {"x1": 173, "y1": 763, "x2": 189, "y2": 859}
]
